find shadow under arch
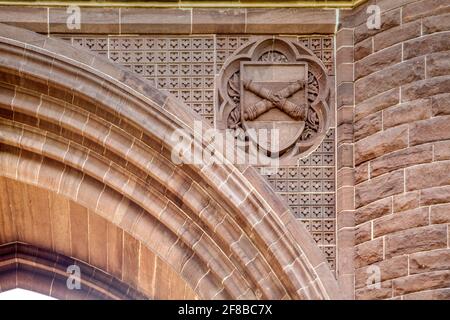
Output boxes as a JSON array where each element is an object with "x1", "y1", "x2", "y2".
[
  {"x1": 0, "y1": 242, "x2": 147, "y2": 300},
  {"x1": 0, "y1": 23, "x2": 341, "y2": 299}
]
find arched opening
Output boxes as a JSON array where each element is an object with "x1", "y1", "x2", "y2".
[
  {"x1": 0, "y1": 288, "x2": 56, "y2": 300},
  {"x1": 0, "y1": 23, "x2": 340, "y2": 299}
]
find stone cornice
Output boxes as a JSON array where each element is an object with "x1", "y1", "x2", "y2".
[
  {"x1": 0, "y1": 1, "x2": 367, "y2": 9},
  {"x1": 0, "y1": 5, "x2": 343, "y2": 34}
]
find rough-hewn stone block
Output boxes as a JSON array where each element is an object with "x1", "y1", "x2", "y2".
[
  {"x1": 355, "y1": 163, "x2": 369, "y2": 185},
  {"x1": 354, "y1": 112, "x2": 382, "y2": 141},
  {"x1": 430, "y1": 204, "x2": 450, "y2": 224},
  {"x1": 355, "y1": 197, "x2": 392, "y2": 225},
  {"x1": 355, "y1": 256, "x2": 408, "y2": 289},
  {"x1": 355, "y1": 222, "x2": 371, "y2": 245},
  {"x1": 354, "y1": 37, "x2": 372, "y2": 61},
  {"x1": 355, "y1": 44, "x2": 402, "y2": 80},
  {"x1": 431, "y1": 93, "x2": 450, "y2": 116},
  {"x1": 385, "y1": 225, "x2": 447, "y2": 258},
  {"x1": 410, "y1": 249, "x2": 450, "y2": 274},
  {"x1": 354, "y1": 8, "x2": 400, "y2": 44},
  {"x1": 423, "y1": 13, "x2": 450, "y2": 34},
  {"x1": 355, "y1": 88, "x2": 399, "y2": 121},
  {"x1": 354, "y1": 126, "x2": 408, "y2": 165},
  {"x1": 383, "y1": 99, "x2": 432, "y2": 129},
  {"x1": 355, "y1": 58, "x2": 424, "y2": 104},
  {"x1": 373, "y1": 207, "x2": 429, "y2": 238},
  {"x1": 374, "y1": 21, "x2": 421, "y2": 52},
  {"x1": 370, "y1": 145, "x2": 433, "y2": 178},
  {"x1": 434, "y1": 141, "x2": 450, "y2": 161},
  {"x1": 420, "y1": 185, "x2": 450, "y2": 205},
  {"x1": 406, "y1": 160, "x2": 450, "y2": 191},
  {"x1": 402, "y1": 0, "x2": 450, "y2": 23},
  {"x1": 393, "y1": 191, "x2": 420, "y2": 213},
  {"x1": 403, "y1": 32, "x2": 450, "y2": 60},
  {"x1": 393, "y1": 270, "x2": 450, "y2": 296},
  {"x1": 427, "y1": 51, "x2": 450, "y2": 78},
  {"x1": 354, "y1": 238, "x2": 384, "y2": 268},
  {"x1": 355, "y1": 171, "x2": 404, "y2": 208},
  {"x1": 409, "y1": 115, "x2": 450, "y2": 146}
]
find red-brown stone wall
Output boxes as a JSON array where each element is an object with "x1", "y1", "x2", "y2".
[{"x1": 337, "y1": 0, "x2": 450, "y2": 299}]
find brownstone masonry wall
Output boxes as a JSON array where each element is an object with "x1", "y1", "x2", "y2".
[{"x1": 337, "y1": 0, "x2": 450, "y2": 299}]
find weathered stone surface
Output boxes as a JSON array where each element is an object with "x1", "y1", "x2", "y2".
[
  {"x1": 402, "y1": 76, "x2": 450, "y2": 102},
  {"x1": 355, "y1": 280, "x2": 392, "y2": 300},
  {"x1": 355, "y1": 222, "x2": 371, "y2": 245},
  {"x1": 355, "y1": 88, "x2": 399, "y2": 121},
  {"x1": 246, "y1": 8, "x2": 336, "y2": 34},
  {"x1": 402, "y1": 0, "x2": 450, "y2": 23},
  {"x1": 403, "y1": 288, "x2": 450, "y2": 300},
  {"x1": 354, "y1": 112, "x2": 382, "y2": 142},
  {"x1": 354, "y1": 37, "x2": 372, "y2": 61},
  {"x1": 420, "y1": 185, "x2": 450, "y2": 205},
  {"x1": 393, "y1": 191, "x2": 420, "y2": 213},
  {"x1": 393, "y1": 270, "x2": 450, "y2": 296},
  {"x1": 373, "y1": 207, "x2": 429, "y2": 238},
  {"x1": 354, "y1": 238, "x2": 383, "y2": 268},
  {"x1": 404, "y1": 32, "x2": 450, "y2": 60},
  {"x1": 192, "y1": 9, "x2": 245, "y2": 34},
  {"x1": 355, "y1": 197, "x2": 392, "y2": 225},
  {"x1": 120, "y1": 8, "x2": 191, "y2": 34},
  {"x1": 49, "y1": 7, "x2": 120, "y2": 34},
  {"x1": 355, "y1": 256, "x2": 408, "y2": 289},
  {"x1": 385, "y1": 225, "x2": 447, "y2": 258},
  {"x1": 0, "y1": 6, "x2": 47, "y2": 33},
  {"x1": 355, "y1": 58, "x2": 424, "y2": 104},
  {"x1": 430, "y1": 204, "x2": 450, "y2": 224},
  {"x1": 374, "y1": 21, "x2": 421, "y2": 51},
  {"x1": 406, "y1": 160, "x2": 450, "y2": 191},
  {"x1": 427, "y1": 51, "x2": 450, "y2": 78},
  {"x1": 355, "y1": 44, "x2": 402, "y2": 81},
  {"x1": 409, "y1": 115, "x2": 450, "y2": 146},
  {"x1": 354, "y1": 163, "x2": 369, "y2": 185},
  {"x1": 370, "y1": 145, "x2": 433, "y2": 178},
  {"x1": 434, "y1": 141, "x2": 450, "y2": 161},
  {"x1": 354, "y1": 126, "x2": 408, "y2": 165},
  {"x1": 355, "y1": 170, "x2": 404, "y2": 208},
  {"x1": 423, "y1": 13, "x2": 450, "y2": 34},
  {"x1": 383, "y1": 99, "x2": 432, "y2": 129},
  {"x1": 410, "y1": 249, "x2": 450, "y2": 274},
  {"x1": 354, "y1": 8, "x2": 400, "y2": 44},
  {"x1": 431, "y1": 93, "x2": 450, "y2": 116}
]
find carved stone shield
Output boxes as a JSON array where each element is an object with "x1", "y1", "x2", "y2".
[{"x1": 240, "y1": 62, "x2": 308, "y2": 155}]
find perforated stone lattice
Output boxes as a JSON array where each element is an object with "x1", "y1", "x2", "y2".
[{"x1": 59, "y1": 34, "x2": 336, "y2": 271}]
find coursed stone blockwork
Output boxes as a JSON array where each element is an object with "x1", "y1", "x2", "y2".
[{"x1": 337, "y1": 0, "x2": 450, "y2": 300}]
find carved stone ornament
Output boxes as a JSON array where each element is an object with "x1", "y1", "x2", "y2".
[{"x1": 216, "y1": 37, "x2": 331, "y2": 165}]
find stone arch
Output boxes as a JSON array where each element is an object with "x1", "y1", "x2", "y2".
[
  {"x1": 0, "y1": 177, "x2": 198, "y2": 300},
  {"x1": 0, "y1": 23, "x2": 340, "y2": 299}
]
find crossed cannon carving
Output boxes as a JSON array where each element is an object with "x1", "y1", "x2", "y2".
[{"x1": 243, "y1": 79, "x2": 308, "y2": 121}]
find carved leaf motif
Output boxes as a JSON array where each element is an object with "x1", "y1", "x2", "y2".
[
  {"x1": 227, "y1": 71, "x2": 240, "y2": 104},
  {"x1": 300, "y1": 72, "x2": 321, "y2": 141},
  {"x1": 258, "y1": 51, "x2": 288, "y2": 62},
  {"x1": 226, "y1": 71, "x2": 242, "y2": 129}
]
